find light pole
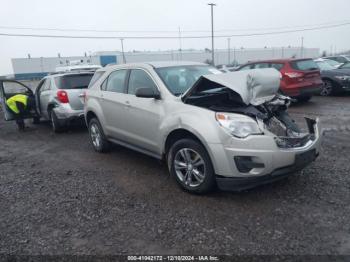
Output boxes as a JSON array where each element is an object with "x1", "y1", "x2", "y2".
[
  {"x1": 120, "y1": 38, "x2": 126, "y2": 63},
  {"x1": 208, "y1": 3, "x2": 216, "y2": 66},
  {"x1": 178, "y1": 27, "x2": 182, "y2": 60},
  {"x1": 227, "y1": 38, "x2": 231, "y2": 65},
  {"x1": 300, "y1": 37, "x2": 304, "y2": 58}
]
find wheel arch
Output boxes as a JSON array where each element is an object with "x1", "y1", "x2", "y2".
[
  {"x1": 322, "y1": 77, "x2": 339, "y2": 86},
  {"x1": 86, "y1": 110, "x2": 98, "y2": 125},
  {"x1": 47, "y1": 103, "x2": 56, "y2": 113},
  {"x1": 164, "y1": 128, "x2": 205, "y2": 155},
  {"x1": 163, "y1": 128, "x2": 219, "y2": 174}
]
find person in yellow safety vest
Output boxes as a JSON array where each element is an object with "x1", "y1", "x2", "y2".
[{"x1": 6, "y1": 94, "x2": 35, "y2": 131}]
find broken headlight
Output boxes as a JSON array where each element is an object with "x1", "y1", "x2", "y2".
[{"x1": 215, "y1": 113, "x2": 262, "y2": 138}]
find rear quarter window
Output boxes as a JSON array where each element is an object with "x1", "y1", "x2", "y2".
[
  {"x1": 55, "y1": 74, "x2": 94, "y2": 89},
  {"x1": 290, "y1": 60, "x2": 319, "y2": 71},
  {"x1": 88, "y1": 71, "x2": 105, "y2": 88}
]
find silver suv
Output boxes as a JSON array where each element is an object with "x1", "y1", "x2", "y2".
[
  {"x1": 36, "y1": 72, "x2": 94, "y2": 132},
  {"x1": 84, "y1": 61, "x2": 321, "y2": 194}
]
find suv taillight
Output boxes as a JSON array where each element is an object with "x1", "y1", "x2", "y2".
[
  {"x1": 57, "y1": 90, "x2": 69, "y2": 103},
  {"x1": 284, "y1": 72, "x2": 304, "y2": 78}
]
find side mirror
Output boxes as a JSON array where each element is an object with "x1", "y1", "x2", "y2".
[{"x1": 135, "y1": 87, "x2": 160, "y2": 99}]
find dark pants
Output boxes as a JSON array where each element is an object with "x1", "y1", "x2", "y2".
[{"x1": 15, "y1": 102, "x2": 25, "y2": 130}]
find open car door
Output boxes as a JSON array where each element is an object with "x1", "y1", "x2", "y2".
[{"x1": 0, "y1": 79, "x2": 39, "y2": 121}]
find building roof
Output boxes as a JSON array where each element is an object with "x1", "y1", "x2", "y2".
[
  {"x1": 146, "y1": 61, "x2": 206, "y2": 68},
  {"x1": 104, "y1": 61, "x2": 207, "y2": 71}
]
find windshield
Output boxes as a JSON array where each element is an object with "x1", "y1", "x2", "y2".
[
  {"x1": 325, "y1": 59, "x2": 341, "y2": 67},
  {"x1": 316, "y1": 61, "x2": 334, "y2": 70},
  {"x1": 155, "y1": 65, "x2": 222, "y2": 96}
]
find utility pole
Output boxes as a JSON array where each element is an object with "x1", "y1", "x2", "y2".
[
  {"x1": 208, "y1": 3, "x2": 216, "y2": 66},
  {"x1": 227, "y1": 38, "x2": 231, "y2": 65},
  {"x1": 300, "y1": 37, "x2": 304, "y2": 58},
  {"x1": 120, "y1": 38, "x2": 126, "y2": 63},
  {"x1": 178, "y1": 27, "x2": 182, "y2": 60},
  {"x1": 233, "y1": 46, "x2": 236, "y2": 65}
]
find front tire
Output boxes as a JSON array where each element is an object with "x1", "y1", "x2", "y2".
[
  {"x1": 88, "y1": 118, "x2": 110, "y2": 153},
  {"x1": 320, "y1": 79, "x2": 336, "y2": 96},
  {"x1": 167, "y1": 138, "x2": 216, "y2": 194}
]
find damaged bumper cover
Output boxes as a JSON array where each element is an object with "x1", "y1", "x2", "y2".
[
  {"x1": 53, "y1": 103, "x2": 85, "y2": 125},
  {"x1": 212, "y1": 118, "x2": 321, "y2": 191}
]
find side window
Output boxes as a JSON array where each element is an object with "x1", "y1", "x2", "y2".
[
  {"x1": 40, "y1": 79, "x2": 49, "y2": 91},
  {"x1": 46, "y1": 79, "x2": 51, "y2": 90},
  {"x1": 338, "y1": 57, "x2": 347, "y2": 63},
  {"x1": 270, "y1": 63, "x2": 284, "y2": 71},
  {"x1": 101, "y1": 78, "x2": 107, "y2": 91},
  {"x1": 106, "y1": 70, "x2": 127, "y2": 93},
  {"x1": 88, "y1": 71, "x2": 105, "y2": 88},
  {"x1": 36, "y1": 79, "x2": 46, "y2": 92},
  {"x1": 128, "y1": 69, "x2": 157, "y2": 95},
  {"x1": 3, "y1": 81, "x2": 30, "y2": 96},
  {"x1": 255, "y1": 63, "x2": 269, "y2": 69}
]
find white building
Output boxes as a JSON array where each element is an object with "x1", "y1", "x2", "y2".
[{"x1": 11, "y1": 47, "x2": 320, "y2": 80}]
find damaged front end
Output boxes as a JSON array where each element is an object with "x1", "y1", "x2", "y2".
[
  {"x1": 182, "y1": 68, "x2": 318, "y2": 148},
  {"x1": 258, "y1": 94, "x2": 318, "y2": 149}
]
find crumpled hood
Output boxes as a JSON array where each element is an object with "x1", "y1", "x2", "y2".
[{"x1": 183, "y1": 68, "x2": 281, "y2": 106}]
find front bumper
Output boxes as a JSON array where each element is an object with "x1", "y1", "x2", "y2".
[
  {"x1": 216, "y1": 149, "x2": 319, "y2": 191},
  {"x1": 338, "y1": 79, "x2": 350, "y2": 91},
  {"x1": 208, "y1": 118, "x2": 321, "y2": 191}
]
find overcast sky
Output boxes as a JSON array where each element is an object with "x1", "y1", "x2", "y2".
[{"x1": 0, "y1": 0, "x2": 349, "y2": 74}]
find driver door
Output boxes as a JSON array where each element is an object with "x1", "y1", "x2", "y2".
[{"x1": 0, "y1": 80, "x2": 37, "y2": 121}]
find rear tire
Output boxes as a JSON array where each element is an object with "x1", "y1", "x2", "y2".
[
  {"x1": 49, "y1": 110, "x2": 64, "y2": 133},
  {"x1": 88, "y1": 118, "x2": 110, "y2": 153},
  {"x1": 167, "y1": 138, "x2": 216, "y2": 194}
]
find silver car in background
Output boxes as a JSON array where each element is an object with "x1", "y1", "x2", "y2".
[
  {"x1": 84, "y1": 61, "x2": 321, "y2": 194},
  {"x1": 35, "y1": 72, "x2": 94, "y2": 132}
]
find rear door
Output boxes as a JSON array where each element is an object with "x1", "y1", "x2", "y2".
[
  {"x1": 99, "y1": 69, "x2": 129, "y2": 139},
  {"x1": 0, "y1": 80, "x2": 35, "y2": 121},
  {"x1": 54, "y1": 73, "x2": 93, "y2": 110}
]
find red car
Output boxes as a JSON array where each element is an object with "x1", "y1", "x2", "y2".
[{"x1": 236, "y1": 58, "x2": 322, "y2": 102}]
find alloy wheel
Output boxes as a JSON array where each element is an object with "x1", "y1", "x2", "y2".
[
  {"x1": 320, "y1": 81, "x2": 333, "y2": 96},
  {"x1": 174, "y1": 148, "x2": 206, "y2": 187},
  {"x1": 90, "y1": 123, "x2": 101, "y2": 148}
]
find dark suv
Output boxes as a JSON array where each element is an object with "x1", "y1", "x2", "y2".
[{"x1": 236, "y1": 58, "x2": 323, "y2": 102}]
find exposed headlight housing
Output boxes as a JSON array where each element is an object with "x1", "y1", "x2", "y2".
[
  {"x1": 335, "y1": 75, "x2": 350, "y2": 81},
  {"x1": 215, "y1": 112, "x2": 263, "y2": 138}
]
